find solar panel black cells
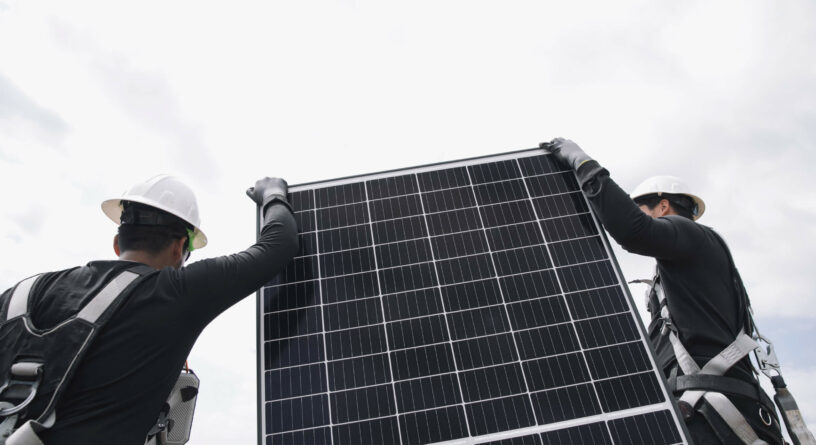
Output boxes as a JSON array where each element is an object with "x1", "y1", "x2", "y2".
[{"x1": 258, "y1": 149, "x2": 689, "y2": 445}]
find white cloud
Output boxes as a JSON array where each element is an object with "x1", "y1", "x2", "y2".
[{"x1": 1, "y1": 0, "x2": 815, "y2": 443}]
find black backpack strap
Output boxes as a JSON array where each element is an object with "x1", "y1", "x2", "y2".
[{"x1": 675, "y1": 374, "x2": 775, "y2": 410}]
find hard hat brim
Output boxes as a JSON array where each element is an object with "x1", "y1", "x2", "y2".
[
  {"x1": 102, "y1": 197, "x2": 208, "y2": 249},
  {"x1": 687, "y1": 193, "x2": 706, "y2": 221}
]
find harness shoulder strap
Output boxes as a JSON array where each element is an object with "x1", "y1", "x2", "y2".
[
  {"x1": 76, "y1": 270, "x2": 141, "y2": 324},
  {"x1": 4, "y1": 276, "x2": 41, "y2": 322}
]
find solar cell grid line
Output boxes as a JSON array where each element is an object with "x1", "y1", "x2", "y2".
[
  {"x1": 513, "y1": 156, "x2": 607, "y2": 418},
  {"x1": 313, "y1": 187, "x2": 335, "y2": 444},
  {"x1": 520, "y1": 158, "x2": 684, "y2": 433},
  {"x1": 257, "y1": 148, "x2": 690, "y2": 445},
  {"x1": 459, "y1": 165, "x2": 539, "y2": 426},
  {"x1": 411, "y1": 172, "x2": 473, "y2": 440},
  {"x1": 361, "y1": 180, "x2": 405, "y2": 445}
]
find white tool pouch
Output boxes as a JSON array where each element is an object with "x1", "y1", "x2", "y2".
[{"x1": 146, "y1": 369, "x2": 200, "y2": 445}]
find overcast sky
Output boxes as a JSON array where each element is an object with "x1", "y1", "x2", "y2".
[{"x1": 1, "y1": 0, "x2": 814, "y2": 443}]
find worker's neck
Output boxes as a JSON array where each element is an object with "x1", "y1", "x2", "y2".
[{"x1": 118, "y1": 251, "x2": 167, "y2": 270}]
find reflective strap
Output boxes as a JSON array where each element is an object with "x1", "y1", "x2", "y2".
[
  {"x1": 5, "y1": 276, "x2": 39, "y2": 321},
  {"x1": 652, "y1": 268, "x2": 666, "y2": 303},
  {"x1": 700, "y1": 332, "x2": 758, "y2": 376},
  {"x1": 655, "y1": 280, "x2": 670, "y2": 320},
  {"x1": 76, "y1": 271, "x2": 140, "y2": 323},
  {"x1": 669, "y1": 330, "x2": 700, "y2": 375},
  {"x1": 679, "y1": 332, "x2": 758, "y2": 408},
  {"x1": 654, "y1": 280, "x2": 674, "y2": 328},
  {"x1": 703, "y1": 392, "x2": 768, "y2": 445},
  {"x1": 652, "y1": 276, "x2": 676, "y2": 335},
  {"x1": 6, "y1": 421, "x2": 44, "y2": 445}
]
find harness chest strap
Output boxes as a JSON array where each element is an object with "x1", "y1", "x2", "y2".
[{"x1": 674, "y1": 374, "x2": 774, "y2": 408}]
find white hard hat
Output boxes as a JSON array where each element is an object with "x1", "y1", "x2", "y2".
[
  {"x1": 630, "y1": 175, "x2": 706, "y2": 221},
  {"x1": 102, "y1": 174, "x2": 208, "y2": 249}
]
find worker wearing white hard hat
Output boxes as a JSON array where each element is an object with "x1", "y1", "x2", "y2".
[
  {"x1": 629, "y1": 175, "x2": 706, "y2": 221},
  {"x1": 102, "y1": 174, "x2": 208, "y2": 250},
  {"x1": 0, "y1": 175, "x2": 298, "y2": 444},
  {"x1": 542, "y1": 138, "x2": 784, "y2": 445}
]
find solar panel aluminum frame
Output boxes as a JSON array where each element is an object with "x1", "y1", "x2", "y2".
[{"x1": 255, "y1": 148, "x2": 692, "y2": 445}]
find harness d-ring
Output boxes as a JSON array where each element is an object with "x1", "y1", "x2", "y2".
[
  {"x1": 759, "y1": 406, "x2": 773, "y2": 426},
  {"x1": 0, "y1": 380, "x2": 40, "y2": 417}
]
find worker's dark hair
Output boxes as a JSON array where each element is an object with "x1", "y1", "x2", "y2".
[
  {"x1": 634, "y1": 193, "x2": 695, "y2": 220},
  {"x1": 117, "y1": 202, "x2": 191, "y2": 255}
]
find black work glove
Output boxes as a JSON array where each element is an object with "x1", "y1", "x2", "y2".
[
  {"x1": 246, "y1": 177, "x2": 293, "y2": 212},
  {"x1": 540, "y1": 138, "x2": 592, "y2": 170}
]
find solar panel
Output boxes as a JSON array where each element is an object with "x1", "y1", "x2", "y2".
[{"x1": 256, "y1": 149, "x2": 690, "y2": 445}]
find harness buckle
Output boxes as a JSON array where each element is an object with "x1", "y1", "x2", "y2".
[
  {"x1": 660, "y1": 319, "x2": 675, "y2": 336},
  {"x1": 753, "y1": 334, "x2": 781, "y2": 378},
  {"x1": 677, "y1": 400, "x2": 695, "y2": 420}
]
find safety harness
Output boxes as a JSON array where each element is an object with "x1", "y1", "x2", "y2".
[
  {"x1": 0, "y1": 265, "x2": 199, "y2": 445},
  {"x1": 633, "y1": 231, "x2": 815, "y2": 445}
]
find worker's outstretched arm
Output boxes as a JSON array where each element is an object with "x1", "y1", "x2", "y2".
[
  {"x1": 545, "y1": 139, "x2": 705, "y2": 260},
  {"x1": 170, "y1": 177, "x2": 299, "y2": 323}
]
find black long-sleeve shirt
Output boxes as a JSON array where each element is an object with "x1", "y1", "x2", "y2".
[
  {"x1": 0, "y1": 202, "x2": 298, "y2": 444},
  {"x1": 576, "y1": 161, "x2": 753, "y2": 383}
]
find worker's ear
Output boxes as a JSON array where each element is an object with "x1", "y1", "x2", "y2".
[
  {"x1": 113, "y1": 235, "x2": 121, "y2": 256},
  {"x1": 658, "y1": 199, "x2": 672, "y2": 217}
]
